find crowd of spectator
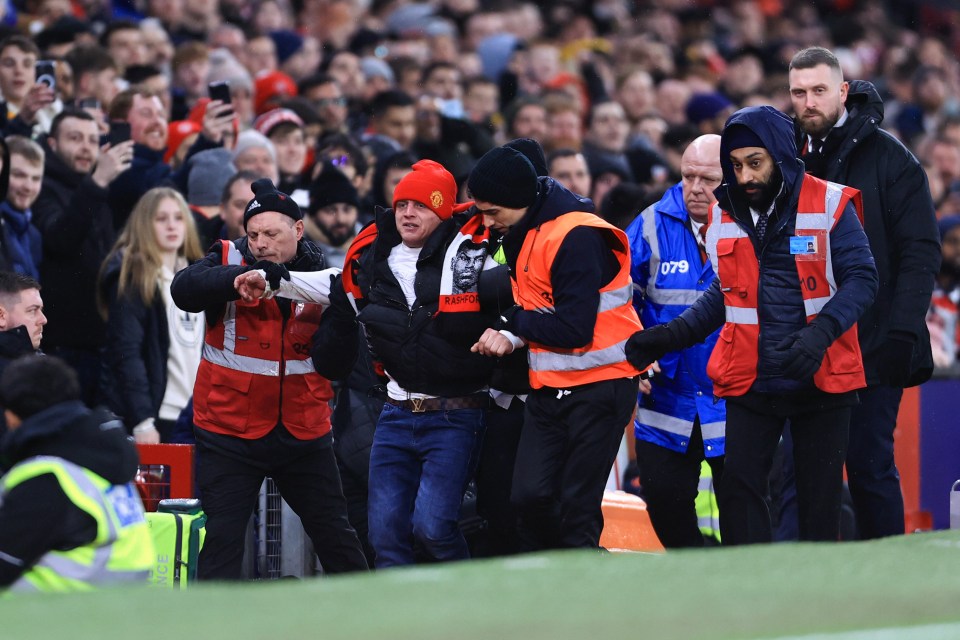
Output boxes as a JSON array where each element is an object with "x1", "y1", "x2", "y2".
[
  {"x1": 0, "y1": 0, "x2": 952, "y2": 371},
  {"x1": 0, "y1": 0, "x2": 954, "y2": 581}
]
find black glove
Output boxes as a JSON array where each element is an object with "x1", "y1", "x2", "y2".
[
  {"x1": 625, "y1": 324, "x2": 681, "y2": 370},
  {"x1": 251, "y1": 260, "x2": 290, "y2": 290},
  {"x1": 876, "y1": 331, "x2": 916, "y2": 387},
  {"x1": 773, "y1": 321, "x2": 834, "y2": 380}
]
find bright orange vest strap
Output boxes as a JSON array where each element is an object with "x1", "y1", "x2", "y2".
[{"x1": 515, "y1": 212, "x2": 641, "y2": 389}]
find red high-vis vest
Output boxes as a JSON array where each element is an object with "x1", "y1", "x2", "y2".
[
  {"x1": 193, "y1": 240, "x2": 334, "y2": 439},
  {"x1": 704, "y1": 175, "x2": 867, "y2": 397},
  {"x1": 512, "y1": 212, "x2": 643, "y2": 389}
]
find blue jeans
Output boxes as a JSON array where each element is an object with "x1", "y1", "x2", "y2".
[{"x1": 367, "y1": 404, "x2": 486, "y2": 568}]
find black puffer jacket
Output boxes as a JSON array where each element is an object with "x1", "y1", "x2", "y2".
[
  {"x1": 794, "y1": 80, "x2": 940, "y2": 387},
  {"x1": 349, "y1": 208, "x2": 497, "y2": 397},
  {"x1": 98, "y1": 252, "x2": 168, "y2": 430}
]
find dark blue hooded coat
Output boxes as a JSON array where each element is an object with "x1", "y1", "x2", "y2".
[{"x1": 677, "y1": 106, "x2": 878, "y2": 394}]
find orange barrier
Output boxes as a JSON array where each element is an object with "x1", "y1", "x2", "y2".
[
  {"x1": 893, "y1": 387, "x2": 932, "y2": 533},
  {"x1": 599, "y1": 490, "x2": 664, "y2": 553},
  {"x1": 135, "y1": 444, "x2": 196, "y2": 512}
]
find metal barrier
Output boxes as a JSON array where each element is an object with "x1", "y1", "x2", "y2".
[{"x1": 246, "y1": 479, "x2": 316, "y2": 580}]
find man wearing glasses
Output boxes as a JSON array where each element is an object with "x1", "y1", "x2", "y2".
[{"x1": 298, "y1": 73, "x2": 349, "y2": 136}]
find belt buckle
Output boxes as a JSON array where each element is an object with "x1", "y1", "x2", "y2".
[{"x1": 409, "y1": 397, "x2": 426, "y2": 413}]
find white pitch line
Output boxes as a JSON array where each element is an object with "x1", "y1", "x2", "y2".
[{"x1": 762, "y1": 621, "x2": 960, "y2": 640}]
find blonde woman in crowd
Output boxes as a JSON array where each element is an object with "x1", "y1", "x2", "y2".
[{"x1": 98, "y1": 187, "x2": 204, "y2": 443}]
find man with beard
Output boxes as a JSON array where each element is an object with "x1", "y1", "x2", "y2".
[
  {"x1": 306, "y1": 164, "x2": 360, "y2": 268},
  {"x1": 787, "y1": 47, "x2": 940, "y2": 540},
  {"x1": 625, "y1": 106, "x2": 878, "y2": 545},
  {"x1": 32, "y1": 109, "x2": 132, "y2": 406},
  {"x1": 107, "y1": 87, "x2": 235, "y2": 230}
]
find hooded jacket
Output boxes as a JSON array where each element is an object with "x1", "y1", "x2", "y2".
[
  {"x1": 679, "y1": 106, "x2": 878, "y2": 394},
  {"x1": 794, "y1": 80, "x2": 939, "y2": 387},
  {"x1": 0, "y1": 401, "x2": 139, "y2": 586}
]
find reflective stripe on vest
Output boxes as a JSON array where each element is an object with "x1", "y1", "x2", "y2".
[
  {"x1": 193, "y1": 240, "x2": 334, "y2": 440},
  {"x1": 695, "y1": 461, "x2": 720, "y2": 541},
  {"x1": 703, "y1": 175, "x2": 865, "y2": 396},
  {"x1": 636, "y1": 409, "x2": 725, "y2": 446},
  {"x1": 201, "y1": 240, "x2": 315, "y2": 378},
  {"x1": 514, "y1": 213, "x2": 642, "y2": 388},
  {"x1": 2, "y1": 456, "x2": 153, "y2": 592},
  {"x1": 641, "y1": 208, "x2": 704, "y2": 308}
]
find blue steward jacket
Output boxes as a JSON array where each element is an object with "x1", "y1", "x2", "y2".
[{"x1": 626, "y1": 182, "x2": 725, "y2": 456}]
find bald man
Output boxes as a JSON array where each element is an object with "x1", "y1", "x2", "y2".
[{"x1": 623, "y1": 135, "x2": 726, "y2": 547}]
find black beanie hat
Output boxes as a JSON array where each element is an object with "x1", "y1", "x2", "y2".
[
  {"x1": 723, "y1": 124, "x2": 765, "y2": 151},
  {"x1": 468, "y1": 146, "x2": 538, "y2": 208},
  {"x1": 504, "y1": 137, "x2": 548, "y2": 177},
  {"x1": 244, "y1": 178, "x2": 303, "y2": 228},
  {"x1": 308, "y1": 164, "x2": 360, "y2": 213}
]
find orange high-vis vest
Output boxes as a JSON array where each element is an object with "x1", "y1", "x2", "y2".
[
  {"x1": 513, "y1": 212, "x2": 642, "y2": 389},
  {"x1": 704, "y1": 175, "x2": 866, "y2": 397},
  {"x1": 193, "y1": 240, "x2": 334, "y2": 439}
]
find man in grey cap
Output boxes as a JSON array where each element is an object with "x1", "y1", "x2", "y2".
[{"x1": 185, "y1": 147, "x2": 237, "y2": 247}]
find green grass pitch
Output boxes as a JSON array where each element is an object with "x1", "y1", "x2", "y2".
[{"x1": 7, "y1": 530, "x2": 960, "y2": 640}]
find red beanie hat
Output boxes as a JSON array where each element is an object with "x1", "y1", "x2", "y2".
[
  {"x1": 392, "y1": 159, "x2": 459, "y2": 220},
  {"x1": 164, "y1": 120, "x2": 201, "y2": 164},
  {"x1": 254, "y1": 71, "x2": 298, "y2": 116}
]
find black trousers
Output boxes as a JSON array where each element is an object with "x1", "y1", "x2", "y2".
[
  {"x1": 721, "y1": 395, "x2": 850, "y2": 545},
  {"x1": 473, "y1": 396, "x2": 524, "y2": 557},
  {"x1": 511, "y1": 377, "x2": 637, "y2": 550},
  {"x1": 196, "y1": 427, "x2": 368, "y2": 580},
  {"x1": 636, "y1": 419, "x2": 724, "y2": 548},
  {"x1": 846, "y1": 385, "x2": 905, "y2": 539}
]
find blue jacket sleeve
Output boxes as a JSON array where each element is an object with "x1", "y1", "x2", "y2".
[
  {"x1": 625, "y1": 211, "x2": 652, "y2": 313},
  {"x1": 818, "y1": 201, "x2": 879, "y2": 334}
]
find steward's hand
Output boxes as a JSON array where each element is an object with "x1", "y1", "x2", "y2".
[
  {"x1": 638, "y1": 361, "x2": 661, "y2": 395},
  {"x1": 251, "y1": 260, "x2": 290, "y2": 289},
  {"x1": 234, "y1": 270, "x2": 267, "y2": 302},
  {"x1": 876, "y1": 332, "x2": 916, "y2": 387},
  {"x1": 773, "y1": 321, "x2": 834, "y2": 380},
  {"x1": 471, "y1": 327, "x2": 521, "y2": 357},
  {"x1": 625, "y1": 324, "x2": 678, "y2": 371}
]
